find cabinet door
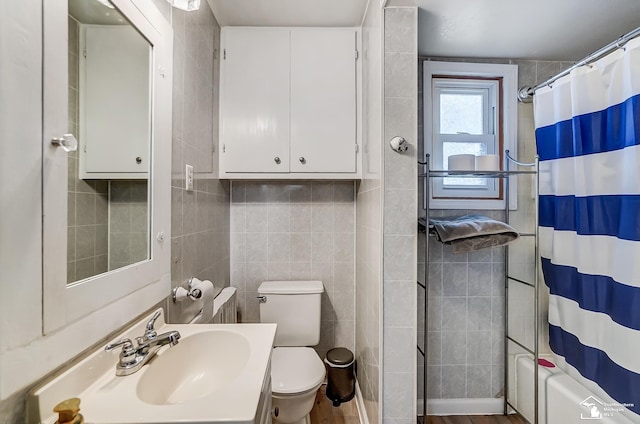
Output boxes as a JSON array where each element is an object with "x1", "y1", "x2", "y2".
[
  {"x1": 220, "y1": 28, "x2": 290, "y2": 173},
  {"x1": 290, "y1": 29, "x2": 357, "y2": 173},
  {"x1": 82, "y1": 25, "x2": 151, "y2": 176}
]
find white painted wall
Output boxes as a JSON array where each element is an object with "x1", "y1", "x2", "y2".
[
  {"x1": 355, "y1": 0, "x2": 384, "y2": 423},
  {"x1": 0, "y1": 0, "x2": 45, "y2": 371}
]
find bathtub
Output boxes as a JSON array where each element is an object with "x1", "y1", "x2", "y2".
[{"x1": 515, "y1": 354, "x2": 637, "y2": 423}]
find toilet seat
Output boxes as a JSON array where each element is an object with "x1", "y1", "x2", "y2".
[{"x1": 271, "y1": 347, "x2": 325, "y2": 396}]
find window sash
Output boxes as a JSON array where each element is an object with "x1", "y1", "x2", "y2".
[
  {"x1": 434, "y1": 85, "x2": 493, "y2": 136},
  {"x1": 430, "y1": 78, "x2": 500, "y2": 198},
  {"x1": 433, "y1": 133, "x2": 499, "y2": 198}
]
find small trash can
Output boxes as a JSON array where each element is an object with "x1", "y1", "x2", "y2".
[{"x1": 325, "y1": 347, "x2": 356, "y2": 407}]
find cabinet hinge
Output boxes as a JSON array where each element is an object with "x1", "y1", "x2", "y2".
[
  {"x1": 355, "y1": 144, "x2": 359, "y2": 153},
  {"x1": 83, "y1": 48, "x2": 87, "y2": 58},
  {"x1": 222, "y1": 144, "x2": 226, "y2": 153},
  {"x1": 355, "y1": 50, "x2": 359, "y2": 60},
  {"x1": 223, "y1": 49, "x2": 226, "y2": 60}
]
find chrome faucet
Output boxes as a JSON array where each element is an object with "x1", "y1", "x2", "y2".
[{"x1": 105, "y1": 311, "x2": 181, "y2": 376}]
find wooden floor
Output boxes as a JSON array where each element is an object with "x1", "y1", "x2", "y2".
[
  {"x1": 307, "y1": 386, "x2": 527, "y2": 424},
  {"x1": 424, "y1": 414, "x2": 528, "y2": 424},
  {"x1": 309, "y1": 385, "x2": 360, "y2": 424}
]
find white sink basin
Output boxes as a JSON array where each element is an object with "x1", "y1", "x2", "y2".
[
  {"x1": 137, "y1": 330, "x2": 251, "y2": 405},
  {"x1": 28, "y1": 309, "x2": 276, "y2": 424}
]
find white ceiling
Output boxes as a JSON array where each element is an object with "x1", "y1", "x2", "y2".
[
  {"x1": 205, "y1": 0, "x2": 640, "y2": 61},
  {"x1": 206, "y1": 0, "x2": 370, "y2": 27},
  {"x1": 417, "y1": 0, "x2": 640, "y2": 60}
]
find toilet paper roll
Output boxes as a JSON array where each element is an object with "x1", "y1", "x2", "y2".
[
  {"x1": 190, "y1": 279, "x2": 215, "y2": 322},
  {"x1": 448, "y1": 154, "x2": 475, "y2": 171},
  {"x1": 475, "y1": 154, "x2": 500, "y2": 171}
]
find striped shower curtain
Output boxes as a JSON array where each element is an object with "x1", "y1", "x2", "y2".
[{"x1": 535, "y1": 37, "x2": 640, "y2": 417}]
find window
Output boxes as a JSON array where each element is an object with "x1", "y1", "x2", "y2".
[
  {"x1": 435, "y1": 78, "x2": 498, "y2": 190},
  {"x1": 423, "y1": 61, "x2": 518, "y2": 209}
]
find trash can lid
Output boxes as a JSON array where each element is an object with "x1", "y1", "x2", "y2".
[{"x1": 325, "y1": 347, "x2": 354, "y2": 367}]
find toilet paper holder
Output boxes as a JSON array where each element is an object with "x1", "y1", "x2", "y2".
[{"x1": 172, "y1": 277, "x2": 205, "y2": 303}]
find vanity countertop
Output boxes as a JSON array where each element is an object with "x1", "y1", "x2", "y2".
[{"x1": 28, "y1": 309, "x2": 276, "y2": 424}]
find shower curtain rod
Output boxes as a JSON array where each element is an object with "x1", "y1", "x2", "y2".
[{"x1": 518, "y1": 25, "x2": 640, "y2": 101}]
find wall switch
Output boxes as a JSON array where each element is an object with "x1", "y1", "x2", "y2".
[{"x1": 185, "y1": 164, "x2": 194, "y2": 191}]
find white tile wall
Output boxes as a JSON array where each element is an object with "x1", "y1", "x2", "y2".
[
  {"x1": 417, "y1": 57, "x2": 570, "y2": 402},
  {"x1": 382, "y1": 6, "x2": 418, "y2": 424},
  {"x1": 230, "y1": 181, "x2": 356, "y2": 358}
]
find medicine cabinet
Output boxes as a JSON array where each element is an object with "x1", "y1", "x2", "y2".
[{"x1": 42, "y1": 0, "x2": 172, "y2": 334}]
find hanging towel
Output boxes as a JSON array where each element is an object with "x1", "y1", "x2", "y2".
[{"x1": 427, "y1": 214, "x2": 519, "y2": 253}]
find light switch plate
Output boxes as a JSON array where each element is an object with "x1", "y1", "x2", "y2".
[{"x1": 185, "y1": 164, "x2": 194, "y2": 191}]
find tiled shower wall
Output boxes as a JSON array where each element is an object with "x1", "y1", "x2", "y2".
[
  {"x1": 419, "y1": 212, "x2": 506, "y2": 399},
  {"x1": 417, "y1": 57, "x2": 572, "y2": 401},
  {"x1": 166, "y1": 1, "x2": 231, "y2": 324},
  {"x1": 382, "y1": 6, "x2": 418, "y2": 424},
  {"x1": 356, "y1": 0, "x2": 383, "y2": 422},
  {"x1": 230, "y1": 181, "x2": 356, "y2": 359}
]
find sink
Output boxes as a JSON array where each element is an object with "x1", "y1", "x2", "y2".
[
  {"x1": 137, "y1": 330, "x2": 251, "y2": 405},
  {"x1": 28, "y1": 309, "x2": 276, "y2": 424}
]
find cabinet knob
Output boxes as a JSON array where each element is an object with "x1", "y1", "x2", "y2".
[
  {"x1": 299, "y1": 157, "x2": 306, "y2": 164},
  {"x1": 274, "y1": 157, "x2": 281, "y2": 164},
  {"x1": 51, "y1": 134, "x2": 78, "y2": 153},
  {"x1": 136, "y1": 156, "x2": 142, "y2": 164}
]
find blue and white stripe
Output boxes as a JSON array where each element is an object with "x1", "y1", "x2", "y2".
[{"x1": 535, "y1": 36, "x2": 640, "y2": 417}]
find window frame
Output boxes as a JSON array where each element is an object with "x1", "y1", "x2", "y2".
[
  {"x1": 423, "y1": 61, "x2": 518, "y2": 210},
  {"x1": 433, "y1": 77, "x2": 499, "y2": 196}
]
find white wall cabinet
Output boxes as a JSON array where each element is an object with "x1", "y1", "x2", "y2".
[
  {"x1": 220, "y1": 27, "x2": 360, "y2": 179},
  {"x1": 220, "y1": 28, "x2": 291, "y2": 174},
  {"x1": 80, "y1": 25, "x2": 151, "y2": 179}
]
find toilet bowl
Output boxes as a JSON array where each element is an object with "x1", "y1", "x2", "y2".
[
  {"x1": 257, "y1": 280, "x2": 325, "y2": 424},
  {"x1": 271, "y1": 347, "x2": 325, "y2": 424}
]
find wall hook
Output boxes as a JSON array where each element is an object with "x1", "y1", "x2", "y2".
[{"x1": 389, "y1": 136, "x2": 408, "y2": 153}]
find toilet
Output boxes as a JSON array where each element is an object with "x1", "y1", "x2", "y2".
[{"x1": 258, "y1": 280, "x2": 326, "y2": 424}]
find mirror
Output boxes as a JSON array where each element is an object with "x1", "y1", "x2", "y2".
[
  {"x1": 43, "y1": 0, "x2": 171, "y2": 335},
  {"x1": 67, "y1": 0, "x2": 151, "y2": 284}
]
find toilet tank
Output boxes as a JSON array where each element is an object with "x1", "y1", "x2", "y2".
[{"x1": 258, "y1": 281, "x2": 323, "y2": 347}]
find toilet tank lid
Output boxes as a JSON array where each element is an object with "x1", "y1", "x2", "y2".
[{"x1": 258, "y1": 280, "x2": 324, "y2": 294}]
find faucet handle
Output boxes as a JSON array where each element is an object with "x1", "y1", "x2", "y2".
[
  {"x1": 144, "y1": 311, "x2": 162, "y2": 340},
  {"x1": 105, "y1": 338, "x2": 135, "y2": 354},
  {"x1": 105, "y1": 338, "x2": 138, "y2": 369}
]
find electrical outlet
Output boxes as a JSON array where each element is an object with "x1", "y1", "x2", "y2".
[{"x1": 185, "y1": 164, "x2": 194, "y2": 191}]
